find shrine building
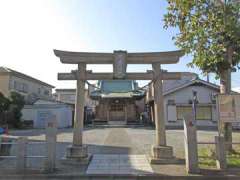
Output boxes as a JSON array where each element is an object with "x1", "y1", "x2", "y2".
[{"x1": 90, "y1": 80, "x2": 145, "y2": 124}]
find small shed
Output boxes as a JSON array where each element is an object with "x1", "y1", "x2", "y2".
[{"x1": 22, "y1": 99, "x2": 72, "y2": 128}]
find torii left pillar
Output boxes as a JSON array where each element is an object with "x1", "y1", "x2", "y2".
[{"x1": 65, "y1": 63, "x2": 89, "y2": 163}]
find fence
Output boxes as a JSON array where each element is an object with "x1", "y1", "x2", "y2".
[
  {"x1": 183, "y1": 113, "x2": 240, "y2": 173},
  {"x1": 197, "y1": 139, "x2": 240, "y2": 170},
  {"x1": 0, "y1": 120, "x2": 57, "y2": 173}
]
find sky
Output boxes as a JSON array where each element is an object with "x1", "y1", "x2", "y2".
[{"x1": 0, "y1": 0, "x2": 239, "y2": 91}]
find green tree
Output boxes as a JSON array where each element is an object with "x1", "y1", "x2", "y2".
[
  {"x1": 164, "y1": 0, "x2": 240, "y2": 149},
  {"x1": 8, "y1": 92, "x2": 25, "y2": 128},
  {"x1": 0, "y1": 92, "x2": 10, "y2": 125}
]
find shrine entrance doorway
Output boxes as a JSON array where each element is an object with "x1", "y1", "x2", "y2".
[{"x1": 109, "y1": 100, "x2": 125, "y2": 121}]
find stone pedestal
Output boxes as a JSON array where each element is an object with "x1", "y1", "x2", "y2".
[
  {"x1": 150, "y1": 145, "x2": 178, "y2": 164},
  {"x1": 66, "y1": 145, "x2": 88, "y2": 158},
  {"x1": 62, "y1": 145, "x2": 91, "y2": 165},
  {"x1": 152, "y1": 145, "x2": 173, "y2": 159}
]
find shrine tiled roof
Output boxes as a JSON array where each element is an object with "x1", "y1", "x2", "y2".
[
  {"x1": 90, "y1": 80, "x2": 145, "y2": 100},
  {"x1": 101, "y1": 80, "x2": 133, "y2": 93}
]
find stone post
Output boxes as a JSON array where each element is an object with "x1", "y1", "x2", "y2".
[
  {"x1": 16, "y1": 137, "x2": 27, "y2": 173},
  {"x1": 151, "y1": 63, "x2": 174, "y2": 163},
  {"x1": 65, "y1": 63, "x2": 89, "y2": 164},
  {"x1": 183, "y1": 113, "x2": 199, "y2": 174},
  {"x1": 44, "y1": 115, "x2": 57, "y2": 172},
  {"x1": 215, "y1": 136, "x2": 227, "y2": 170}
]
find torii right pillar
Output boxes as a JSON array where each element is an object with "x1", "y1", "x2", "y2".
[{"x1": 151, "y1": 62, "x2": 174, "y2": 163}]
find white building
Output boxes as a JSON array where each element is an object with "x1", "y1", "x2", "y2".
[
  {"x1": 22, "y1": 99, "x2": 72, "y2": 128},
  {"x1": 0, "y1": 67, "x2": 54, "y2": 103},
  {"x1": 146, "y1": 73, "x2": 221, "y2": 128},
  {"x1": 55, "y1": 87, "x2": 98, "y2": 108}
]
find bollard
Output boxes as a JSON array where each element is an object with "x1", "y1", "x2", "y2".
[
  {"x1": 16, "y1": 137, "x2": 27, "y2": 173},
  {"x1": 44, "y1": 115, "x2": 57, "y2": 172},
  {"x1": 215, "y1": 136, "x2": 227, "y2": 170},
  {"x1": 183, "y1": 113, "x2": 199, "y2": 174}
]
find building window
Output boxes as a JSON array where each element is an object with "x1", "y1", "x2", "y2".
[
  {"x1": 196, "y1": 106, "x2": 212, "y2": 120},
  {"x1": 177, "y1": 106, "x2": 212, "y2": 120},
  {"x1": 13, "y1": 81, "x2": 28, "y2": 93},
  {"x1": 60, "y1": 94, "x2": 75, "y2": 102},
  {"x1": 177, "y1": 106, "x2": 192, "y2": 120},
  {"x1": 13, "y1": 81, "x2": 17, "y2": 89},
  {"x1": 167, "y1": 99, "x2": 175, "y2": 105},
  {"x1": 38, "y1": 88, "x2": 41, "y2": 94},
  {"x1": 22, "y1": 83, "x2": 28, "y2": 93},
  {"x1": 44, "y1": 90, "x2": 49, "y2": 96}
]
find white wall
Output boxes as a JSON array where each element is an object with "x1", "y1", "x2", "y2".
[
  {"x1": 55, "y1": 89, "x2": 97, "y2": 107},
  {"x1": 22, "y1": 105, "x2": 72, "y2": 128},
  {"x1": 164, "y1": 85, "x2": 219, "y2": 127}
]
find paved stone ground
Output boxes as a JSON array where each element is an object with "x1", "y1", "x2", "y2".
[
  {"x1": 87, "y1": 154, "x2": 153, "y2": 175},
  {"x1": 0, "y1": 126, "x2": 239, "y2": 176}
]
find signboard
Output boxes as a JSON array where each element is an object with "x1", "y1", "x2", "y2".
[
  {"x1": 37, "y1": 110, "x2": 52, "y2": 128},
  {"x1": 217, "y1": 94, "x2": 240, "y2": 123}
]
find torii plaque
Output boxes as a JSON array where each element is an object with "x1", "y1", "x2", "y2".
[{"x1": 54, "y1": 49, "x2": 183, "y2": 164}]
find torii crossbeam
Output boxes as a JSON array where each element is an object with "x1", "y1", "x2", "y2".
[{"x1": 54, "y1": 49, "x2": 184, "y2": 164}]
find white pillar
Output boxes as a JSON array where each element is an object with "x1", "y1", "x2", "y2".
[{"x1": 73, "y1": 63, "x2": 86, "y2": 146}]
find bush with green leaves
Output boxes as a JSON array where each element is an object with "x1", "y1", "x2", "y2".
[
  {"x1": 0, "y1": 92, "x2": 25, "y2": 128},
  {"x1": 164, "y1": 0, "x2": 240, "y2": 76}
]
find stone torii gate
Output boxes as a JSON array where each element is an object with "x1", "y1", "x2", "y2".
[{"x1": 54, "y1": 49, "x2": 183, "y2": 163}]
